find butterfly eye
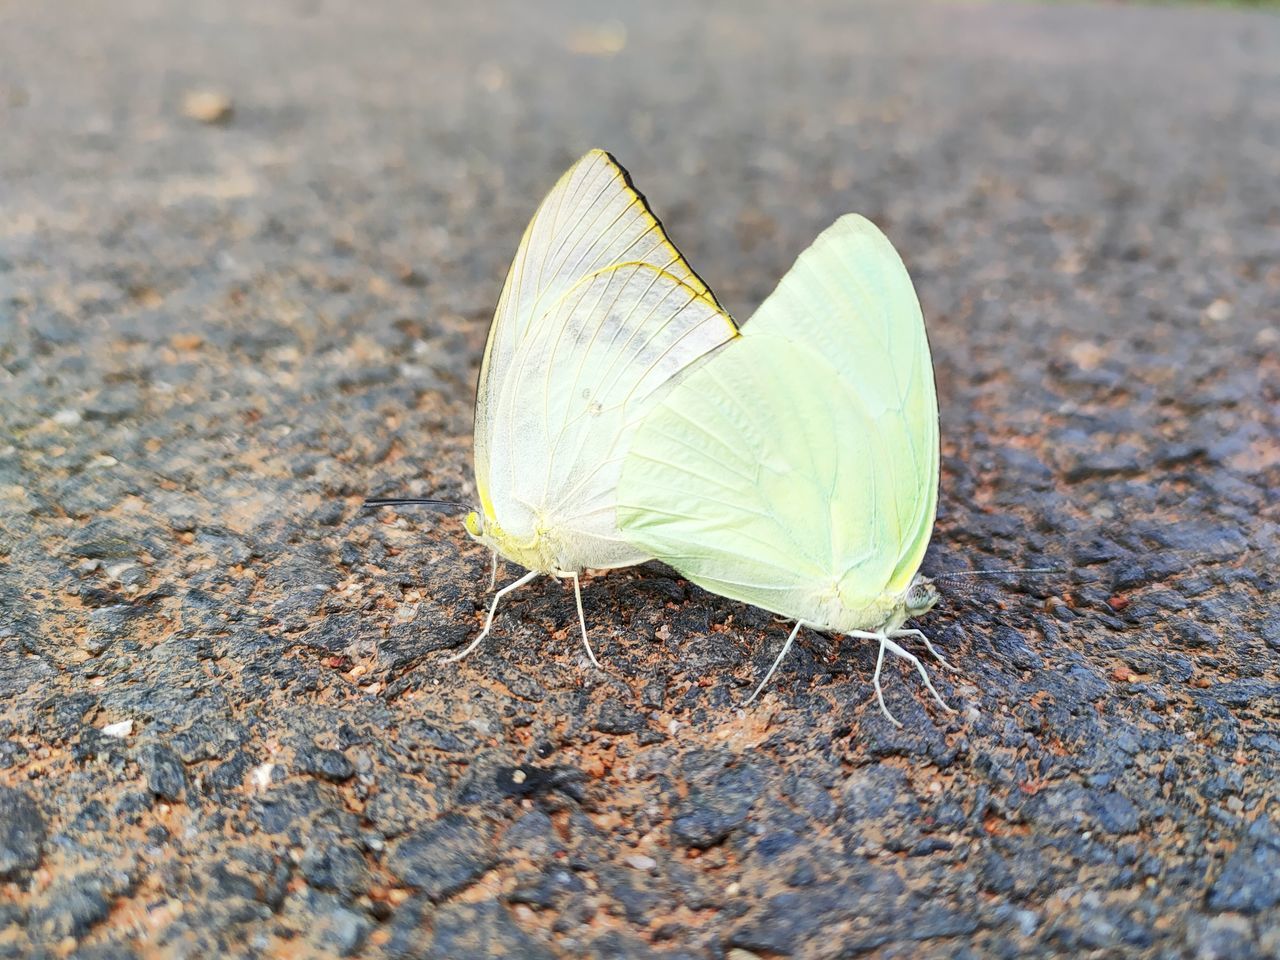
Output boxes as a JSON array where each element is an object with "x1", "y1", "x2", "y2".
[
  {"x1": 906, "y1": 581, "x2": 935, "y2": 612},
  {"x1": 464, "y1": 511, "x2": 483, "y2": 537}
]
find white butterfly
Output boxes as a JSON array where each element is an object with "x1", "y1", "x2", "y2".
[{"x1": 455, "y1": 149, "x2": 739, "y2": 663}]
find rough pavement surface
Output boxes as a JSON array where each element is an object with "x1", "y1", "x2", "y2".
[{"x1": 2, "y1": 2, "x2": 1278, "y2": 957}]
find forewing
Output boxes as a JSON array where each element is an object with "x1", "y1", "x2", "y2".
[
  {"x1": 747, "y1": 215, "x2": 938, "y2": 593},
  {"x1": 474, "y1": 149, "x2": 727, "y2": 517}
]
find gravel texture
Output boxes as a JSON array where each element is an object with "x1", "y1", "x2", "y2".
[{"x1": 2, "y1": 1, "x2": 1278, "y2": 957}]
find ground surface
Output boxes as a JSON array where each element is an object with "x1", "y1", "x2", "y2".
[{"x1": 2, "y1": 1, "x2": 1279, "y2": 958}]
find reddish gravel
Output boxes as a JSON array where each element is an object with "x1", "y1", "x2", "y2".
[{"x1": 1, "y1": 2, "x2": 1278, "y2": 958}]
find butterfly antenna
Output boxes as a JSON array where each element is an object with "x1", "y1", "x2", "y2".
[
  {"x1": 363, "y1": 497, "x2": 471, "y2": 513},
  {"x1": 932, "y1": 565, "x2": 1066, "y2": 581},
  {"x1": 941, "y1": 577, "x2": 997, "y2": 604}
]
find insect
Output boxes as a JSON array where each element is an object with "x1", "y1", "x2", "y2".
[
  {"x1": 617, "y1": 215, "x2": 948, "y2": 725},
  {"x1": 392, "y1": 149, "x2": 740, "y2": 665}
]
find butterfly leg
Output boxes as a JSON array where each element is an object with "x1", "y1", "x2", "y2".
[
  {"x1": 858, "y1": 630, "x2": 902, "y2": 728},
  {"x1": 444, "y1": 569, "x2": 540, "y2": 663},
  {"x1": 569, "y1": 572, "x2": 602, "y2": 669},
  {"x1": 489, "y1": 551, "x2": 498, "y2": 591},
  {"x1": 890, "y1": 628, "x2": 955, "y2": 671},
  {"x1": 851, "y1": 629, "x2": 955, "y2": 723},
  {"x1": 745, "y1": 620, "x2": 805, "y2": 705},
  {"x1": 881, "y1": 635, "x2": 956, "y2": 713}
]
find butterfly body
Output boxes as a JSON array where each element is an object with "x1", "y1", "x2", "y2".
[{"x1": 464, "y1": 509, "x2": 584, "y2": 577}]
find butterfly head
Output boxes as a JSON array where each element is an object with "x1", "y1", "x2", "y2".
[
  {"x1": 463, "y1": 509, "x2": 560, "y2": 573},
  {"x1": 904, "y1": 575, "x2": 940, "y2": 618}
]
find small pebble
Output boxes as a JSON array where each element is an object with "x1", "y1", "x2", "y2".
[
  {"x1": 105, "y1": 561, "x2": 140, "y2": 582},
  {"x1": 182, "y1": 90, "x2": 233, "y2": 124},
  {"x1": 250, "y1": 763, "x2": 275, "y2": 791},
  {"x1": 100, "y1": 720, "x2": 133, "y2": 738},
  {"x1": 1203, "y1": 299, "x2": 1232, "y2": 323}
]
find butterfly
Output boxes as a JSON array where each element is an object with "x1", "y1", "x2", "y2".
[
  {"x1": 617, "y1": 215, "x2": 949, "y2": 725},
  {"x1": 434, "y1": 149, "x2": 739, "y2": 664}
]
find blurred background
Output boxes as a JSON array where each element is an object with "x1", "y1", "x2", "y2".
[
  {"x1": 2, "y1": 2, "x2": 1278, "y2": 958},
  {"x1": 4, "y1": 1, "x2": 1276, "y2": 504}
]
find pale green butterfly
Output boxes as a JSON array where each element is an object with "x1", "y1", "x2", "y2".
[
  {"x1": 396, "y1": 149, "x2": 740, "y2": 665},
  {"x1": 617, "y1": 215, "x2": 949, "y2": 725}
]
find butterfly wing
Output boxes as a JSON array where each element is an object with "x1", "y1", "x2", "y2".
[
  {"x1": 745, "y1": 215, "x2": 938, "y2": 594},
  {"x1": 618, "y1": 216, "x2": 937, "y2": 626},
  {"x1": 475, "y1": 150, "x2": 737, "y2": 569}
]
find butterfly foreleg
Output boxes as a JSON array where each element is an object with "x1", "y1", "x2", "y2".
[
  {"x1": 881, "y1": 634, "x2": 956, "y2": 714},
  {"x1": 890, "y1": 628, "x2": 955, "y2": 671},
  {"x1": 568, "y1": 572, "x2": 602, "y2": 669},
  {"x1": 850, "y1": 629, "x2": 955, "y2": 723},
  {"x1": 444, "y1": 569, "x2": 540, "y2": 663},
  {"x1": 745, "y1": 620, "x2": 806, "y2": 705},
  {"x1": 858, "y1": 630, "x2": 902, "y2": 728}
]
